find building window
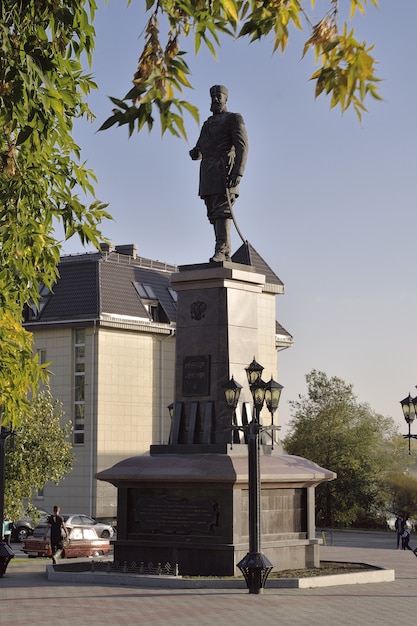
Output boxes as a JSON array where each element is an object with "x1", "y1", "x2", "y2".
[
  {"x1": 73, "y1": 329, "x2": 85, "y2": 445},
  {"x1": 133, "y1": 282, "x2": 156, "y2": 299},
  {"x1": 37, "y1": 349, "x2": 47, "y2": 365},
  {"x1": 133, "y1": 281, "x2": 169, "y2": 322},
  {"x1": 168, "y1": 287, "x2": 177, "y2": 303},
  {"x1": 24, "y1": 282, "x2": 53, "y2": 321}
]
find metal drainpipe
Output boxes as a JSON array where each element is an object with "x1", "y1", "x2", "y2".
[
  {"x1": 159, "y1": 329, "x2": 175, "y2": 444},
  {"x1": 89, "y1": 320, "x2": 97, "y2": 517}
]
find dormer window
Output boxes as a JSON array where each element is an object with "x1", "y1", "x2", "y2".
[
  {"x1": 168, "y1": 287, "x2": 177, "y2": 303},
  {"x1": 133, "y1": 282, "x2": 168, "y2": 323},
  {"x1": 24, "y1": 281, "x2": 53, "y2": 321},
  {"x1": 134, "y1": 283, "x2": 156, "y2": 299}
]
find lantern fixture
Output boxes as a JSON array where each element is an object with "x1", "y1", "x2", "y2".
[
  {"x1": 400, "y1": 391, "x2": 417, "y2": 454},
  {"x1": 223, "y1": 376, "x2": 243, "y2": 411},
  {"x1": 245, "y1": 358, "x2": 264, "y2": 387}
]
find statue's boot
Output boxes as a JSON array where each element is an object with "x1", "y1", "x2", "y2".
[{"x1": 210, "y1": 219, "x2": 231, "y2": 262}]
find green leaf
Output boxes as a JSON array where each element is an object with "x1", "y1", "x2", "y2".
[
  {"x1": 16, "y1": 126, "x2": 34, "y2": 146},
  {"x1": 108, "y1": 96, "x2": 130, "y2": 110},
  {"x1": 98, "y1": 114, "x2": 122, "y2": 131}
]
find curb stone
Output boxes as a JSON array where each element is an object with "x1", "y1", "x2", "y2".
[{"x1": 46, "y1": 562, "x2": 395, "y2": 589}]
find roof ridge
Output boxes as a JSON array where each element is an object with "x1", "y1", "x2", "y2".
[{"x1": 231, "y1": 242, "x2": 284, "y2": 287}]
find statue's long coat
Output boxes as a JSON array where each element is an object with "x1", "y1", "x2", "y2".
[{"x1": 194, "y1": 111, "x2": 248, "y2": 198}]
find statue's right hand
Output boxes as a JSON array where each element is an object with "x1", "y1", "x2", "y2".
[{"x1": 189, "y1": 147, "x2": 201, "y2": 160}]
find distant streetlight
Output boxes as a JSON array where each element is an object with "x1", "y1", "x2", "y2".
[
  {"x1": 400, "y1": 393, "x2": 417, "y2": 454},
  {"x1": 223, "y1": 358, "x2": 283, "y2": 594}
]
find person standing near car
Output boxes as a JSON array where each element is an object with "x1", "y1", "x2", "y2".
[
  {"x1": 401, "y1": 527, "x2": 415, "y2": 552},
  {"x1": 395, "y1": 515, "x2": 405, "y2": 549},
  {"x1": 2, "y1": 514, "x2": 13, "y2": 547},
  {"x1": 46, "y1": 505, "x2": 68, "y2": 564}
]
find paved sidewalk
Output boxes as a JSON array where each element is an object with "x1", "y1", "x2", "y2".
[{"x1": 1, "y1": 546, "x2": 416, "y2": 626}]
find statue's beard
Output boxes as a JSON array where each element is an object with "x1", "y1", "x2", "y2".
[{"x1": 210, "y1": 102, "x2": 226, "y2": 114}]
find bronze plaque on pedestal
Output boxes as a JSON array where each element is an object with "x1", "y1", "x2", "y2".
[
  {"x1": 136, "y1": 496, "x2": 219, "y2": 534},
  {"x1": 182, "y1": 355, "x2": 210, "y2": 396}
]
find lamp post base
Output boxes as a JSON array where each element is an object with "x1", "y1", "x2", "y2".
[{"x1": 237, "y1": 551, "x2": 274, "y2": 594}]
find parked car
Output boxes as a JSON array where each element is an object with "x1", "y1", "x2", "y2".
[
  {"x1": 22, "y1": 525, "x2": 111, "y2": 559},
  {"x1": 12, "y1": 509, "x2": 49, "y2": 542},
  {"x1": 61, "y1": 514, "x2": 114, "y2": 538}
]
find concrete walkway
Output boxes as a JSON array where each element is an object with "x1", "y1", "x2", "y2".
[{"x1": 1, "y1": 545, "x2": 417, "y2": 626}]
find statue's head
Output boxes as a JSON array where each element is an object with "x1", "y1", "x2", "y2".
[
  {"x1": 210, "y1": 85, "x2": 228, "y2": 114},
  {"x1": 210, "y1": 85, "x2": 228, "y2": 98}
]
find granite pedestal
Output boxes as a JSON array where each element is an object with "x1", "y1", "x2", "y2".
[
  {"x1": 97, "y1": 445, "x2": 335, "y2": 576},
  {"x1": 96, "y1": 256, "x2": 335, "y2": 576}
]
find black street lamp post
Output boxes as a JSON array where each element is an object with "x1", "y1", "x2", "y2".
[
  {"x1": 223, "y1": 358, "x2": 283, "y2": 594},
  {"x1": 0, "y1": 425, "x2": 15, "y2": 577},
  {"x1": 400, "y1": 393, "x2": 417, "y2": 455}
]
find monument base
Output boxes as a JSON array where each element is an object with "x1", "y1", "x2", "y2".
[{"x1": 96, "y1": 447, "x2": 334, "y2": 576}]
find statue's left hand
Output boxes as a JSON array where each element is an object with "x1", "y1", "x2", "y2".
[{"x1": 228, "y1": 176, "x2": 241, "y2": 188}]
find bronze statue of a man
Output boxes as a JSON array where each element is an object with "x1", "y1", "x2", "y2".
[{"x1": 190, "y1": 85, "x2": 248, "y2": 262}]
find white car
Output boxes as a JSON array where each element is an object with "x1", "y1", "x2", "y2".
[{"x1": 62, "y1": 514, "x2": 114, "y2": 538}]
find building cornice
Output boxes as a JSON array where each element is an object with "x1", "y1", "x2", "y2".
[{"x1": 24, "y1": 315, "x2": 176, "y2": 335}]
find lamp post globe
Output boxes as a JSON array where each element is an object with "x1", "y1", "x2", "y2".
[
  {"x1": 264, "y1": 377, "x2": 284, "y2": 416},
  {"x1": 250, "y1": 378, "x2": 266, "y2": 421},
  {"x1": 245, "y1": 358, "x2": 264, "y2": 387},
  {"x1": 400, "y1": 393, "x2": 416, "y2": 424},
  {"x1": 223, "y1": 376, "x2": 242, "y2": 411},
  {"x1": 400, "y1": 392, "x2": 417, "y2": 454}
]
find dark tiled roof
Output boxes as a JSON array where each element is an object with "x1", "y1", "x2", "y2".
[
  {"x1": 276, "y1": 320, "x2": 293, "y2": 341},
  {"x1": 231, "y1": 242, "x2": 284, "y2": 289},
  {"x1": 38, "y1": 256, "x2": 99, "y2": 321},
  {"x1": 99, "y1": 260, "x2": 149, "y2": 319},
  {"x1": 24, "y1": 249, "x2": 177, "y2": 326},
  {"x1": 99, "y1": 256, "x2": 177, "y2": 322}
]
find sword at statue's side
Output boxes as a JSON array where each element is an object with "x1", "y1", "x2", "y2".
[{"x1": 225, "y1": 186, "x2": 247, "y2": 246}]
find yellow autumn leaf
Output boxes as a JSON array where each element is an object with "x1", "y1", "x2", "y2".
[{"x1": 222, "y1": 0, "x2": 239, "y2": 22}]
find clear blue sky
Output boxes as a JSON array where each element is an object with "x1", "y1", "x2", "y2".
[{"x1": 65, "y1": 1, "x2": 417, "y2": 438}]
